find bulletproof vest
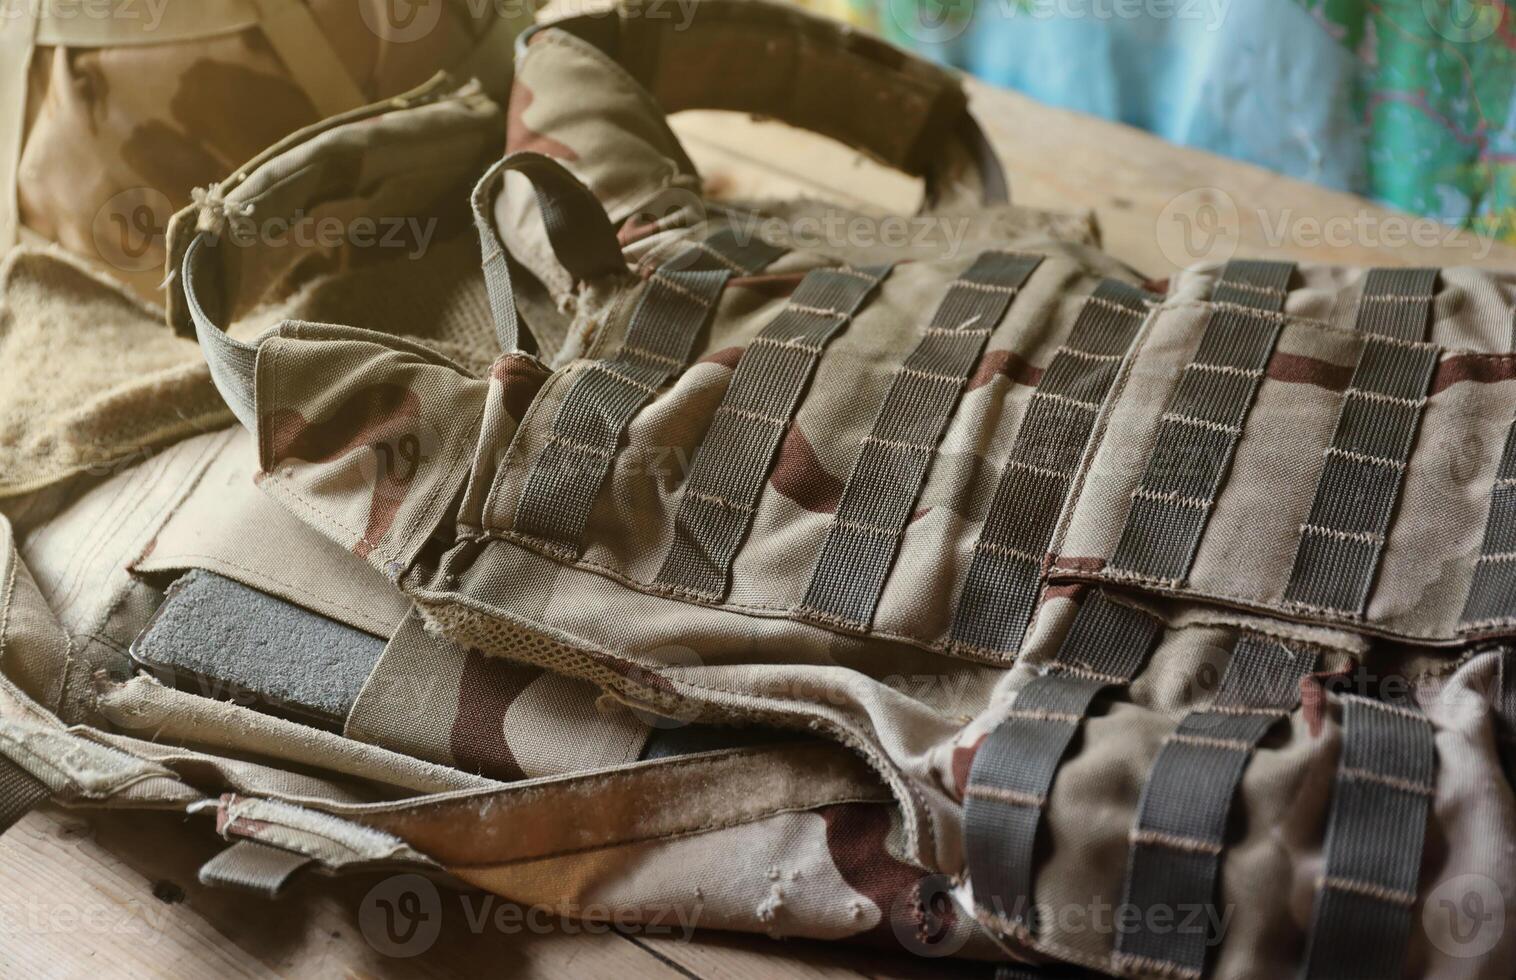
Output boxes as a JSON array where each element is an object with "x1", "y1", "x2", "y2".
[
  {"x1": 2, "y1": 2, "x2": 1514, "y2": 977},
  {"x1": 0, "y1": 0, "x2": 526, "y2": 299}
]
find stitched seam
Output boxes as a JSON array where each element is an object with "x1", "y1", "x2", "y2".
[
  {"x1": 589, "y1": 361, "x2": 661, "y2": 396},
  {"x1": 1216, "y1": 279, "x2": 1286, "y2": 298},
  {"x1": 1324, "y1": 445, "x2": 1405, "y2": 470},
  {"x1": 963, "y1": 785, "x2": 1045, "y2": 807},
  {"x1": 1084, "y1": 294, "x2": 1146, "y2": 317},
  {"x1": 751, "y1": 334, "x2": 825, "y2": 354},
  {"x1": 650, "y1": 272, "x2": 715, "y2": 307},
  {"x1": 1003, "y1": 458, "x2": 1072, "y2": 481},
  {"x1": 1300, "y1": 523, "x2": 1383, "y2": 545},
  {"x1": 975, "y1": 541, "x2": 1044, "y2": 564},
  {"x1": 620, "y1": 345, "x2": 683, "y2": 370},
  {"x1": 1162, "y1": 411, "x2": 1242, "y2": 436},
  {"x1": 1130, "y1": 828, "x2": 1223, "y2": 855},
  {"x1": 1036, "y1": 390, "x2": 1101, "y2": 413},
  {"x1": 1341, "y1": 766, "x2": 1435, "y2": 797},
  {"x1": 1165, "y1": 732, "x2": 1255, "y2": 752},
  {"x1": 1345, "y1": 387, "x2": 1426, "y2": 409},
  {"x1": 684, "y1": 489, "x2": 755, "y2": 514},
  {"x1": 546, "y1": 433, "x2": 615, "y2": 459},
  {"x1": 1056, "y1": 345, "x2": 1124, "y2": 364},
  {"x1": 1319, "y1": 875, "x2": 1417, "y2": 908},
  {"x1": 897, "y1": 365, "x2": 969, "y2": 386},
  {"x1": 1188, "y1": 361, "x2": 1263, "y2": 379},
  {"x1": 1133, "y1": 486, "x2": 1212, "y2": 510},
  {"x1": 956, "y1": 279, "x2": 1021, "y2": 296},
  {"x1": 786, "y1": 302, "x2": 850, "y2": 319}
]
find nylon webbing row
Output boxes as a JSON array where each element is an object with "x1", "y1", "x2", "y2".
[
  {"x1": 948, "y1": 279, "x2": 1149, "y2": 658},
  {"x1": 512, "y1": 229, "x2": 784, "y2": 553},
  {"x1": 1460, "y1": 416, "x2": 1516, "y2": 631},
  {"x1": 965, "y1": 592, "x2": 1162, "y2": 936},
  {"x1": 0, "y1": 755, "x2": 48, "y2": 838},
  {"x1": 1302, "y1": 696, "x2": 1435, "y2": 980},
  {"x1": 799, "y1": 252, "x2": 1043, "y2": 629},
  {"x1": 1113, "y1": 635, "x2": 1317, "y2": 980},
  {"x1": 1106, "y1": 260, "x2": 1293, "y2": 585},
  {"x1": 1284, "y1": 268, "x2": 1438, "y2": 616},
  {"x1": 653, "y1": 264, "x2": 891, "y2": 599},
  {"x1": 1497, "y1": 646, "x2": 1516, "y2": 786}
]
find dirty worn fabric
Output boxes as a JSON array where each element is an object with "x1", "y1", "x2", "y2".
[{"x1": 0, "y1": 1, "x2": 1513, "y2": 976}]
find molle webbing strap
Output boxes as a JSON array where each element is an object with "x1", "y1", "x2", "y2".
[
  {"x1": 1460, "y1": 418, "x2": 1516, "y2": 631},
  {"x1": 1107, "y1": 260, "x2": 1294, "y2": 585},
  {"x1": 799, "y1": 252, "x2": 1042, "y2": 629},
  {"x1": 1302, "y1": 696, "x2": 1435, "y2": 980},
  {"x1": 948, "y1": 279, "x2": 1149, "y2": 658},
  {"x1": 1284, "y1": 268, "x2": 1438, "y2": 616},
  {"x1": 1497, "y1": 646, "x2": 1516, "y2": 785},
  {"x1": 1113, "y1": 635, "x2": 1318, "y2": 980},
  {"x1": 964, "y1": 592, "x2": 1162, "y2": 935},
  {"x1": 653, "y1": 264, "x2": 891, "y2": 599},
  {"x1": 512, "y1": 229, "x2": 783, "y2": 553},
  {"x1": 472, "y1": 151, "x2": 627, "y2": 354}
]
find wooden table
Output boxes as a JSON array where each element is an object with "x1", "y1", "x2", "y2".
[{"x1": 6, "y1": 76, "x2": 1514, "y2": 980}]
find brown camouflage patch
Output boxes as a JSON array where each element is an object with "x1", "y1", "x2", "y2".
[
  {"x1": 1431, "y1": 352, "x2": 1516, "y2": 393},
  {"x1": 491, "y1": 354, "x2": 551, "y2": 424},
  {"x1": 262, "y1": 383, "x2": 422, "y2": 558},
  {"x1": 505, "y1": 81, "x2": 577, "y2": 160},
  {"x1": 1266, "y1": 351, "x2": 1354, "y2": 392},
  {"x1": 967, "y1": 349, "x2": 1042, "y2": 392},
  {"x1": 771, "y1": 426, "x2": 844, "y2": 514},
  {"x1": 450, "y1": 652, "x2": 537, "y2": 780},
  {"x1": 820, "y1": 802, "x2": 954, "y2": 947}
]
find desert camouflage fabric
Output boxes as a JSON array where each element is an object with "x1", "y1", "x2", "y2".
[
  {"x1": 0, "y1": 1, "x2": 1514, "y2": 977},
  {"x1": 4, "y1": 0, "x2": 526, "y2": 300}
]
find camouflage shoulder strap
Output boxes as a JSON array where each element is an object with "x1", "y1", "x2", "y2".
[{"x1": 523, "y1": 0, "x2": 1008, "y2": 211}]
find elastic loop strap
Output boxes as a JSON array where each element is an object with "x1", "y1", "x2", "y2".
[{"x1": 471, "y1": 151, "x2": 625, "y2": 353}]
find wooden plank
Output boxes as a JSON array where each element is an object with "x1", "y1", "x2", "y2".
[{"x1": 672, "y1": 82, "x2": 1516, "y2": 274}]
